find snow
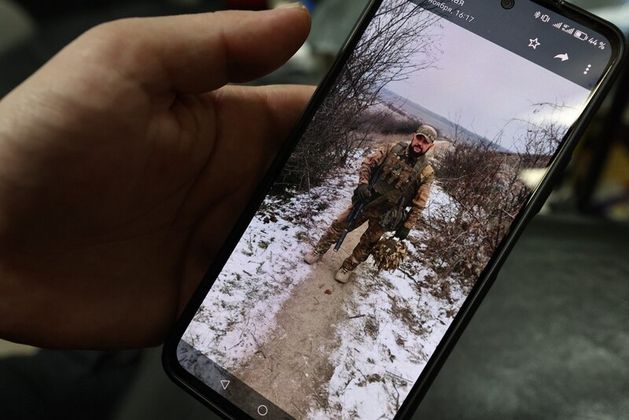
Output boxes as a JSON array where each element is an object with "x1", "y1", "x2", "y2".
[
  {"x1": 307, "y1": 176, "x2": 467, "y2": 420},
  {"x1": 180, "y1": 147, "x2": 470, "y2": 419},
  {"x1": 181, "y1": 154, "x2": 359, "y2": 370}
]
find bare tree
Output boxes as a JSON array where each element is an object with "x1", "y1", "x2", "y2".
[
  {"x1": 513, "y1": 102, "x2": 570, "y2": 160},
  {"x1": 278, "y1": 0, "x2": 441, "y2": 192},
  {"x1": 406, "y1": 111, "x2": 568, "y2": 293}
]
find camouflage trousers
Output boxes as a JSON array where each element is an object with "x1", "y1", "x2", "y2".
[{"x1": 313, "y1": 204, "x2": 388, "y2": 271}]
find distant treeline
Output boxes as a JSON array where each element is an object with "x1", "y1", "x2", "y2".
[{"x1": 354, "y1": 108, "x2": 421, "y2": 136}]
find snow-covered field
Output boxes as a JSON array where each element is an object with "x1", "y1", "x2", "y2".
[
  {"x1": 181, "y1": 155, "x2": 359, "y2": 370},
  {"x1": 307, "y1": 176, "x2": 466, "y2": 419},
  {"x1": 180, "y1": 147, "x2": 469, "y2": 419}
]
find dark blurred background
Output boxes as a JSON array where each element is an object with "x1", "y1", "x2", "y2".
[{"x1": 0, "y1": 1, "x2": 627, "y2": 419}]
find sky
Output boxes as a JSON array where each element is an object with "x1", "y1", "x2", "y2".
[{"x1": 386, "y1": 15, "x2": 592, "y2": 151}]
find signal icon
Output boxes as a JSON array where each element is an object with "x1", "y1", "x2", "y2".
[{"x1": 553, "y1": 22, "x2": 563, "y2": 29}]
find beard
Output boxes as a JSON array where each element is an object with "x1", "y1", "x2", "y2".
[{"x1": 408, "y1": 144, "x2": 425, "y2": 159}]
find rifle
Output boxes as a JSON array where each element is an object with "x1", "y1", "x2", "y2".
[
  {"x1": 334, "y1": 200, "x2": 365, "y2": 252},
  {"x1": 334, "y1": 162, "x2": 383, "y2": 252}
]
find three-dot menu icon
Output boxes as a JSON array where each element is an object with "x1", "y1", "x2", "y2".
[{"x1": 584, "y1": 64, "x2": 592, "y2": 75}]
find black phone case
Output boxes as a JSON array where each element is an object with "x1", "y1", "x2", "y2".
[{"x1": 163, "y1": 1, "x2": 626, "y2": 419}]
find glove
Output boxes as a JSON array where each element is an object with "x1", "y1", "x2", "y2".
[
  {"x1": 352, "y1": 184, "x2": 372, "y2": 204},
  {"x1": 395, "y1": 226, "x2": 410, "y2": 240}
]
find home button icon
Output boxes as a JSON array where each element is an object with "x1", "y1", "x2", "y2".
[{"x1": 257, "y1": 405, "x2": 269, "y2": 417}]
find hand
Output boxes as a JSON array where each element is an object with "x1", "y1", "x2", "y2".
[
  {"x1": 352, "y1": 184, "x2": 372, "y2": 204},
  {"x1": 395, "y1": 226, "x2": 411, "y2": 240},
  {"x1": 0, "y1": 6, "x2": 312, "y2": 348}
]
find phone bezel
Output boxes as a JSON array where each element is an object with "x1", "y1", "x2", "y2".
[{"x1": 163, "y1": 1, "x2": 626, "y2": 419}]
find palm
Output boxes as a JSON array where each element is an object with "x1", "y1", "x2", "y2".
[{"x1": 0, "y1": 8, "x2": 311, "y2": 348}]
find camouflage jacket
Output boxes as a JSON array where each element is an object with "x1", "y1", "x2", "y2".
[{"x1": 358, "y1": 143, "x2": 435, "y2": 229}]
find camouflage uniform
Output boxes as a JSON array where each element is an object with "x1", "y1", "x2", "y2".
[{"x1": 313, "y1": 141, "x2": 435, "y2": 271}]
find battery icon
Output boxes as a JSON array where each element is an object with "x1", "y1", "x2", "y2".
[{"x1": 574, "y1": 30, "x2": 589, "y2": 41}]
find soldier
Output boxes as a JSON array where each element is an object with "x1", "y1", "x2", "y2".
[{"x1": 304, "y1": 124, "x2": 438, "y2": 283}]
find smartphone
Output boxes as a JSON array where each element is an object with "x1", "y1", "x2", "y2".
[{"x1": 163, "y1": 1, "x2": 624, "y2": 418}]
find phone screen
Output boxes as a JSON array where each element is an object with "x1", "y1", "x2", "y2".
[{"x1": 174, "y1": 1, "x2": 616, "y2": 418}]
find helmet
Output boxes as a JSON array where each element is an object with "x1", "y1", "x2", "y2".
[{"x1": 416, "y1": 125, "x2": 438, "y2": 143}]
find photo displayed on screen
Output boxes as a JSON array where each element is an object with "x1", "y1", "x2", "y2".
[{"x1": 177, "y1": 1, "x2": 609, "y2": 418}]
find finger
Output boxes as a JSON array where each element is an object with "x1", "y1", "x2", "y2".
[
  {"x1": 186, "y1": 83, "x2": 314, "y2": 225},
  {"x1": 216, "y1": 83, "x2": 314, "y2": 164},
  {"x1": 178, "y1": 84, "x2": 314, "y2": 308},
  {"x1": 82, "y1": 6, "x2": 311, "y2": 94}
]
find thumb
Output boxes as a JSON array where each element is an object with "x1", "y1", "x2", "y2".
[{"x1": 72, "y1": 5, "x2": 311, "y2": 94}]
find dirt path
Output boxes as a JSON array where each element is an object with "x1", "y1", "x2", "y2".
[{"x1": 234, "y1": 226, "x2": 368, "y2": 419}]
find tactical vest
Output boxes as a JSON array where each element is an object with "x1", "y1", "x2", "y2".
[{"x1": 371, "y1": 143, "x2": 430, "y2": 204}]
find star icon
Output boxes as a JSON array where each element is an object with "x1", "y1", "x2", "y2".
[{"x1": 529, "y1": 38, "x2": 541, "y2": 49}]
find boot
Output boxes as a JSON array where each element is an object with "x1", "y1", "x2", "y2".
[
  {"x1": 335, "y1": 267, "x2": 353, "y2": 283},
  {"x1": 303, "y1": 250, "x2": 323, "y2": 265}
]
